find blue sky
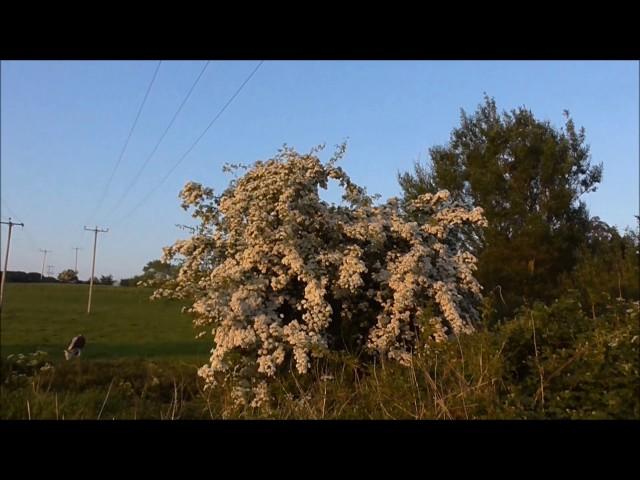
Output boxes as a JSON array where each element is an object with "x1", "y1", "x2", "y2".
[{"x1": 1, "y1": 60, "x2": 638, "y2": 280}]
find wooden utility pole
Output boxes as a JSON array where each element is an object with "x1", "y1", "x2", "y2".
[
  {"x1": 1, "y1": 218, "x2": 24, "y2": 312},
  {"x1": 39, "y1": 249, "x2": 52, "y2": 280},
  {"x1": 72, "y1": 247, "x2": 82, "y2": 273},
  {"x1": 175, "y1": 224, "x2": 196, "y2": 233},
  {"x1": 84, "y1": 226, "x2": 108, "y2": 314}
]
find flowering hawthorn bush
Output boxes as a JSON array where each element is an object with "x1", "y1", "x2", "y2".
[{"x1": 154, "y1": 145, "x2": 487, "y2": 406}]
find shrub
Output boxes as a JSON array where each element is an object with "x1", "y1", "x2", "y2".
[
  {"x1": 155, "y1": 145, "x2": 487, "y2": 406},
  {"x1": 496, "y1": 293, "x2": 640, "y2": 418}
]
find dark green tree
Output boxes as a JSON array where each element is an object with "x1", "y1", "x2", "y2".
[
  {"x1": 399, "y1": 96, "x2": 602, "y2": 319},
  {"x1": 99, "y1": 274, "x2": 114, "y2": 286},
  {"x1": 119, "y1": 259, "x2": 181, "y2": 287}
]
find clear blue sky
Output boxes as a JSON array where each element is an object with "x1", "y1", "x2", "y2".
[{"x1": 1, "y1": 61, "x2": 638, "y2": 280}]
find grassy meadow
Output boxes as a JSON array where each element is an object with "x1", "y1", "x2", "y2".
[
  {"x1": 1, "y1": 283, "x2": 209, "y2": 361},
  {"x1": 1, "y1": 283, "x2": 215, "y2": 420}
]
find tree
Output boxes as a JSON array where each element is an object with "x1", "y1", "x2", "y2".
[
  {"x1": 154, "y1": 144, "x2": 487, "y2": 407},
  {"x1": 142, "y1": 260, "x2": 180, "y2": 283},
  {"x1": 1, "y1": 271, "x2": 46, "y2": 283},
  {"x1": 119, "y1": 259, "x2": 180, "y2": 287},
  {"x1": 57, "y1": 269, "x2": 79, "y2": 283},
  {"x1": 399, "y1": 96, "x2": 602, "y2": 319},
  {"x1": 99, "y1": 275, "x2": 114, "y2": 286}
]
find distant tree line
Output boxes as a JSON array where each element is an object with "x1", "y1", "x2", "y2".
[
  {"x1": 1, "y1": 261, "x2": 173, "y2": 288},
  {"x1": 1, "y1": 270, "x2": 116, "y2": 285},
  {"x1": 0, "y1": 271, "x2": 60, "y2": 283}
]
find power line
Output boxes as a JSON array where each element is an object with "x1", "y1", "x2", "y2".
[
  {"x1": 105, "y1": 61, "x2": 211, "y2": 221},
  {"x1": 86, "y1": 61, "x2": 162, "y2": 225},
  {"x1": 113, "y1": 60, "x2": 265, "y2": 227}
]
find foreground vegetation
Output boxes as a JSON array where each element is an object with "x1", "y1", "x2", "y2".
[{"x1": 2, "y1": 289, "x2": 637, "y2": 419}]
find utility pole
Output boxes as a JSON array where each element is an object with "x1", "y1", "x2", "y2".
[
  {"x1": 39, "y1": 249, "x2": 52, "y2": 280},
  {"x1": 84, "y1": 226, "x2": 108, "y2": 314},
  {"x1": 47, "y1": 265, "x2": 55, "y2": 277},
  {"x1": 72, "y1": 247, "x2": 82, "y2": 273},
  {"x1": 1, "y1": 218, "x2": 24, "y2": 312},
  {"x1": 175, "y1": 224, "x2": 196, "y2": 233}
]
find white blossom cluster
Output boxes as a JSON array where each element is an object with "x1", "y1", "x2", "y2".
[{"x1": 154, "y1": 144, "x2": 487, "y2": 407}]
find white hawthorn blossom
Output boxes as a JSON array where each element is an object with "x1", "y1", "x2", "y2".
[{"x1": 154, "y1": 144, "x2": 487, "y2": 407}]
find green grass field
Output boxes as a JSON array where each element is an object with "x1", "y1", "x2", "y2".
[
  {"x1": 2, "y1": 283, "x2": 637, "y2": 419},
  {"x1": 1, "y1": 283, "x2": 209, "y2": 362}
]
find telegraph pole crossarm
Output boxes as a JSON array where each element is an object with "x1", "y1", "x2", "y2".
[{"x1": 0, "y1": 218, "x2": 25, "y2": 312}]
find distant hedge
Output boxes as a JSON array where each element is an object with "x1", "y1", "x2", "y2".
[{"x1": 0, "y1": 271, "x2": 59, "y2": 283}]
